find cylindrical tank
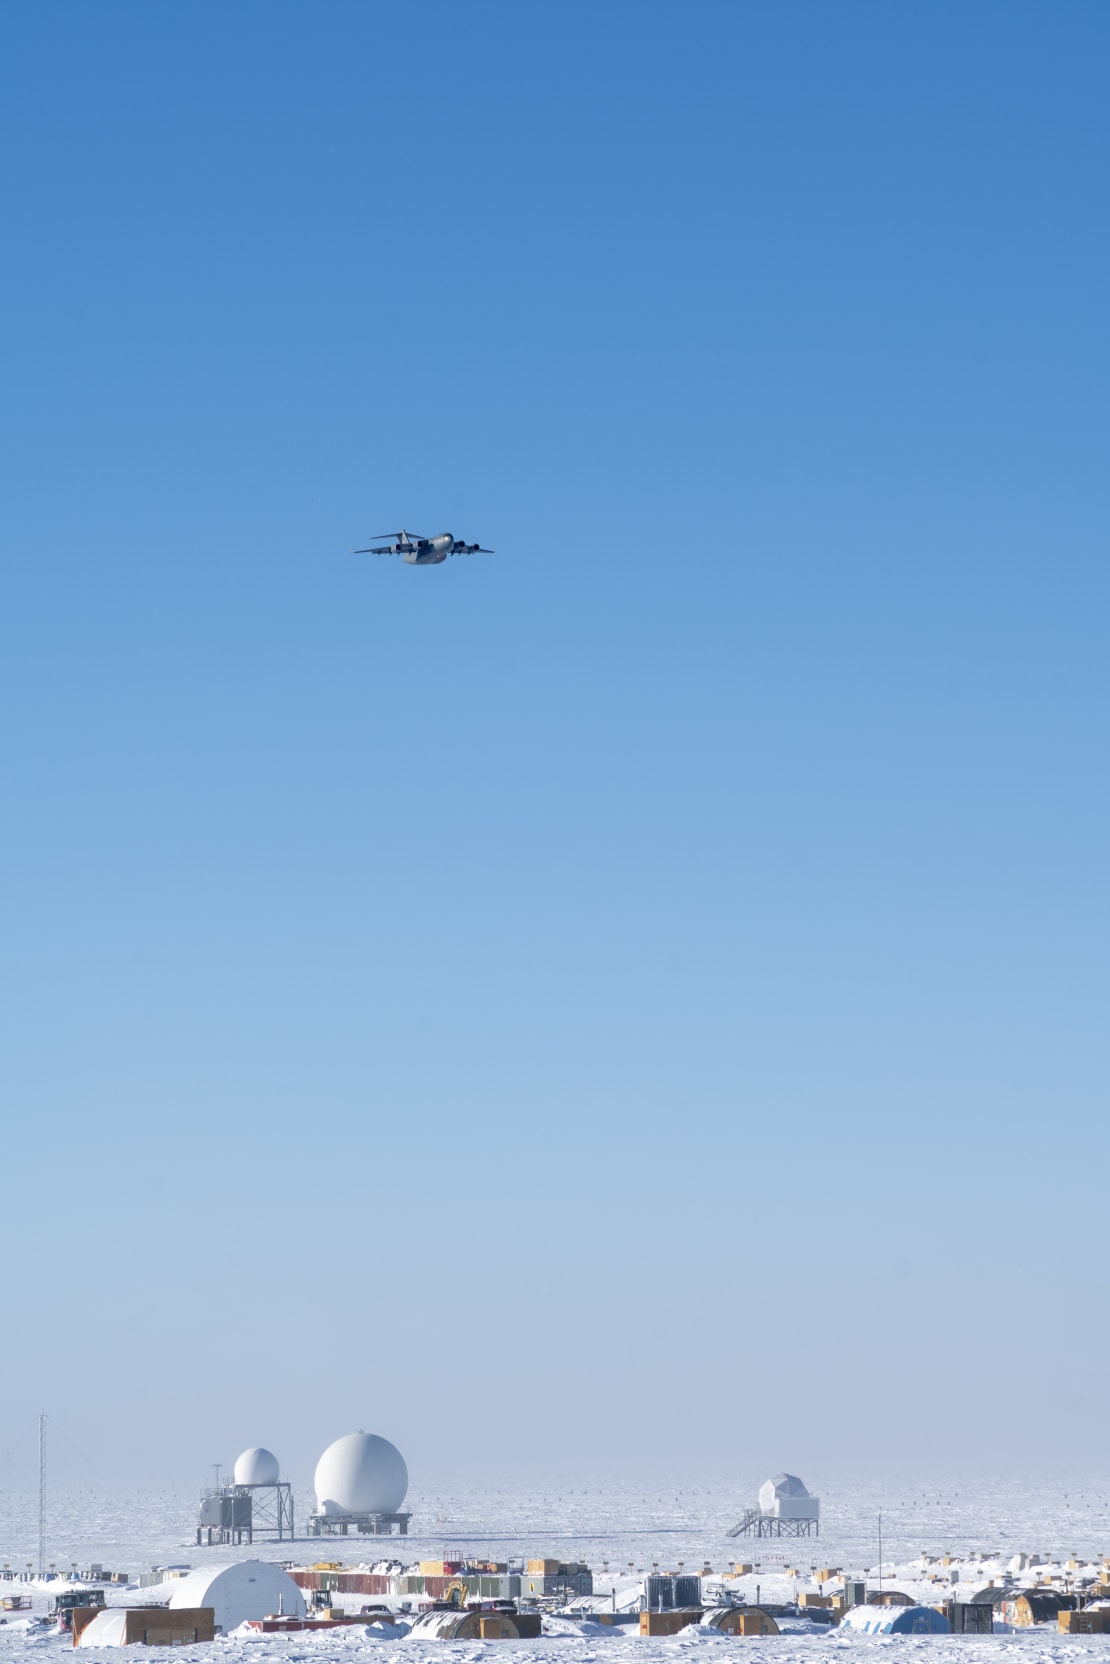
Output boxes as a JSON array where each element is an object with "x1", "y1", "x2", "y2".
[{"x1": 313, "y1": 1431, "x2": 408, "y2": 1515}]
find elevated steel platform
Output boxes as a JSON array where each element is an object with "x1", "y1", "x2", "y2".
[
  {"x1": 307, "y1": 1511, "x2": 411, "y2": 1537},
  {"x1": 197, "y1": 1481, "x2": 294, "y2": 1545},
  {"x1": 727, "y1": 1509, "x2": 818, "y2": 1538}
]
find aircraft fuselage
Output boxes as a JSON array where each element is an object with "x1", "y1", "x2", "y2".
[{"x1": 403, "y1": 533, "x2": 454, "y2": 565}]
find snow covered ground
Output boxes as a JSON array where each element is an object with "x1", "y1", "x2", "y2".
[
  {"x1": 2, "y1": 1478, "x2": 1110, "y2": 1661},
  {"x1": 3, "y1": 1474, "x2": 1110, "y2": 1584},
  {"x1": 5, "y1": 1613, "x2": 1110, "y2": 1664}
]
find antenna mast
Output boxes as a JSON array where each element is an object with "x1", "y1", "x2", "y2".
[{"x1": 38, "y1": 1412, "x2": 46, "y2": 1576}]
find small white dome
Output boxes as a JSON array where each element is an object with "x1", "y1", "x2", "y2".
[
  {"x1": 314, "y1": 1430, "x2": 408, "y2": 1515},
  {"x1": 233, "y1": 1447, "x2": 280, "y2": 1486}
]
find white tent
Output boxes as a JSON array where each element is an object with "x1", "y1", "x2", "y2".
[
  {"x1": 167, "y1": 1561, "x2": 305, "y2": 1631},
  {"x1": 75, "y1": 1610, "x2": 128, "y2": 1647}
]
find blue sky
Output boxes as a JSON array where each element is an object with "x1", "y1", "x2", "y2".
[{"x1": 1, "y1": 1, "x2": 1108, "y2": 1489}]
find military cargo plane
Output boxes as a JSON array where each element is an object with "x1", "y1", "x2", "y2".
[{"x1": 354, "y1": 529, "x2": 494, "y2": 565}]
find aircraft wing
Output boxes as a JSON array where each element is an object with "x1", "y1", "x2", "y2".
[
  {"x1": 450, "y1": 544, "x2": 495, "y2": 555},
  {"x1": 354, "y1": 545, "x2": 407, "y2": 554}
]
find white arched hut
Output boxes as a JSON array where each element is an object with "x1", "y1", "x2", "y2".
[{"x1": 167, "y1": 1562, "x2": 305, "y2": 1632}]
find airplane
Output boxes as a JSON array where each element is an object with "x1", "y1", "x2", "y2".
[{"x1": 354, "y1": 529, "x2": 494, "y2": 566}]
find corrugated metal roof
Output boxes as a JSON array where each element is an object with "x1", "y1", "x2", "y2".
[{"x1": 840, "y1": 1604, "x2": 949, "y2": 1635}]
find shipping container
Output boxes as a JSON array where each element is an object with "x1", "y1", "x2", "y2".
[
  {"x1": 703, "y1": 1608, "x2": 780, "y2": 1636},
  {"x1": 1060, "y1": 1610, "x2": 1110, "y2": 1635},
  {"x1": 640, "y1": 1609, "x2": 702, "y2": 1636}
]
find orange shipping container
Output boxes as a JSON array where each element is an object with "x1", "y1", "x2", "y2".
[{"x1": 639, "y1": 1611, "x2": 702, "y2": 1637}]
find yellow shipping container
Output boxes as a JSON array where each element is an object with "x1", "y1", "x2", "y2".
[
  {"x1": 738, "y1": 1611, "x2": 780, "y2": 1636},
  {"x1": 639, "y1": 1611, "x2": 702, "y2": 1637},
  {"x1": 419, "y1": 1563, "x2": 446, "y2": 1577},
  {"x1": 1060, "y1": 1611, "x2": 1110, "y2": 1635},
  {"x1": 704, "y1": 1609, "x2": 780, "y2": 1637}
]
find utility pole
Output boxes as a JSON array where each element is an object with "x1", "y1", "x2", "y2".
[
  {"x1": 877, "y1": 1509, "x2": 883, "y2": 1604},
  {"x1": 38, "y1": 1413, "x2": 46, "y2": 1577}
]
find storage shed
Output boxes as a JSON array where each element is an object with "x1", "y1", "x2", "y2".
[
  {"x1": 75, "y1": 1607, "x2": 216, "y2": 1647},
  {"x1": 166, "y1": 1562, "x2": 305, "y2": 1632},
  {"x1": 640, "y1": 1609, "x2": 703, "y2": 1636},
  {"x1": 757, "y1": 1475, "x2": 820, "y2": 1523},
  {"x1": 839, "y1": 1604, "x2": 949, "y2": 1635},
  {"x1": 1060, "y1": 1609, "x2": 1110, "y2": 1634}
]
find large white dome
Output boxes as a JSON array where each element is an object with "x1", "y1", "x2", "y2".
[
  {"x1": 168, "y1": 1562, "x2": 305, "y2": 1632},
  {"x1": 234, "y1": 1447, "x2": 280, "y2": 1486},
  {"x1": 314, "y1": 1431, "x2": 408, "y2": 1515}
]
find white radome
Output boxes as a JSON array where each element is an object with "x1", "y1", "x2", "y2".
[
  {"x1": 233, "y1": 1447, "x2": 280, "y2": 1486},
  {"x1": 314, "y1": 1430, "x2": 408, "y2": 1516}
]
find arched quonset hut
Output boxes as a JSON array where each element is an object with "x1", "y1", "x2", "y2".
[
  {"x1": 758, "y1": 1474, "x2": 820, "y2": 1522},
  {"x1": 408, "y1": 1609, "x2": 537, "y2": 1640},
  {"x1": 1007, "y1": 1591, "x2": 1078, "y2": 1627},
  {"x1": 167, "y1": 1562, "x2": 305, "y2": 1632},
  {"x1": 408, "y1": 1610, "x2": 481, "y2": 1640},
  {"x1": 840, "y1": 1605, "x2": 949, "y2": 1635},
  {"x1": 702, "y1": 1608, "x2": 780, "y2": 1635}
]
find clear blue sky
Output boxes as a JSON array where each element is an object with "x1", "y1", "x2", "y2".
[{"x1": 2, "y1": 1, "x2": 1108, "y2": 1490}]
